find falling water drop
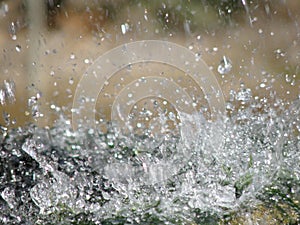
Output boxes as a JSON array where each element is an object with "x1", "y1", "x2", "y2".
[
  {"x1": 3, "y1": 80, "x2": 16, "y2": 103},
  {"x1": 0, "y1": 1, "x2": 299, "y2": 224},
  {"x1": 2, "y1": 111, "x2": 10, "y2": 126},
  {"x1": 195, "y1": 52, "x2": 201, "y2": 62},
  {"x1": 217, "y1": 56, "x2": 232, "y2": 75},
  {"x1": 0, "y1": 80, "x2": 16, "y2": 105},
  {"x1": 15, "y1": 44, "x2": 21, "y2": 52},
  {"x1": 28, "y1": 93, "x2": 42, "y2": 118},
  {"x1": 0, "y1": 89, "x2": 5, "y2": 105},
  {"x1": 70, "y1": 53, "x2": 75, "y2": 59},
  {"x1": 121, "y1": 23, "x2": 130, "y2": 34}
]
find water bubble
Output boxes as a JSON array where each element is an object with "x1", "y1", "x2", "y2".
[{"x1": 217, "y1": 56, "x2": 232, "y2": 75}]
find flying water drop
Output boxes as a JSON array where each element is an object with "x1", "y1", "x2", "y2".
[
  {"x1": 121, "y1": 23, "x2": 130, "y2": 34},
  {"x1": 218, "y1": 56, "x2": 232, "y2": 75},
  {"x1": 0, "y1": 80, "x2": 16, "y2": 105},
  {"x1": 15, "y1": 44, "x2": 21, "y2": 52}
]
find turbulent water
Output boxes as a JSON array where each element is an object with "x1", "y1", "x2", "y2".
[{"x1": 0, "y1": 95, "x2": 300, "y2": 224}]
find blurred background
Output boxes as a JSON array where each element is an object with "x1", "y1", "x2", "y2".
[{"x1": 0, "y1": 0, "x2": 299, "y2": 128}]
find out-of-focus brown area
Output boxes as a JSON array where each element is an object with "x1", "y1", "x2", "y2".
[{"x1": 0, "y1": 0, "x2": 299, "y2": 128}]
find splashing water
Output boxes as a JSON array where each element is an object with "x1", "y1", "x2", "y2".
[
  {"x1": 0, "y1": 80, "x2": 16, "y2": 105},
  {"x1": 0, "y1": 95, "x2": 299, "y2": 224},
  {"x1": 0, "y1": 1, "x2": 300, "y2": 224}
]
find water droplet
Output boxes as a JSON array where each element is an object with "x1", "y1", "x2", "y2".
[
  {"x1": 121, "y1": 23, "x2": 130, "y2": 34},
  {"x1": 28, "y1": 93, "x2": 42, "y2": 118},
  {"x1": 274, "y1": 49, "x2": 286, "y2": 58},
  {"x1": 11, "y1": 118, "x2": 16, "y2": 125},
  {"x1": 15, "y1": 44, "x2": 21, "y2": 52},
  {"x1": 195, "y1": 52, "x2": 201, "y2": 62},
  {"x1": 0, "y1": 89, "x2": 5, "y2": 105},
  {"x1": 2, "y1": 111, "x2": 10, "y2": 126},
  {"x1": 285, "y1": 74, "x2": 296, "y2": 85},
  {"x1": 218, "y1": 56, "x2": 232, "y2": 75},
  {"x1": 0, "y1": 80, "x2": 16, "y2": 105},
  {"x1": 260, "y1": 83, "x2": 266, "y2": 88},
  {"x1": 183, "y1": 21, "x2": 191, "y2": 35},
  {"x1": 126, "y1": 64, "x2": 132, "y2": 71},
  {"x1": 9, "y1": 22, "x2": 16, "y2": 36},
  {"x1": 0, "y1": 3, "x2": 8, "y2": 17},
  {"x1": 69, "y1": 77, "x2": 74, "y2": 85},
  {"x1": 70, "y1": 53, "x2": 75, "y2": 60},
  {"x1": 168, "y1": 112, "x2": 176, "y2": 120}
]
